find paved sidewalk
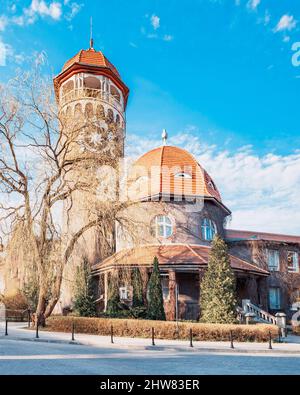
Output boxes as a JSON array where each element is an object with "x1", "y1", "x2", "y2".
[{"x1": 1, "y1": 322, "x2": 300, "y2": 355}]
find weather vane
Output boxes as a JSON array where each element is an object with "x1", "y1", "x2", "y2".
[
  {"x1": 90, "y1": 16, "x2": 94, "y2": 49},
  {"x1": 162, "y1": 129, "x2": 168, "y2": 145}
]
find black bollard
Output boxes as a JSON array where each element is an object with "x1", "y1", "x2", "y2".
[
  {"x1": 5, "y1": 320, "x2": 8, "y2": 336},
  {"x1": 152, "y1": 327, "x2": 155, "y2": 346},
  {"x1": 27, "y1": 309, "x2": 31, "y2": 328},
  {"x1": 268, "y1": 331, "x2": 272, "y2": 350},
  {"x1": 71, "y1": 322, "x2": 75, "y2": 341},
  {"x1": 111, "y1": 325, "x2": 114, "y2": 344},
  {"x1": 35, "y1": 323, "x2": 39, "y2": 339},
  {"x1": 230, "y1": 330, "x2": 234, "y2": 349},
  {"x1": 189, "y1": 328, "x2": 193, "y2": 348}
]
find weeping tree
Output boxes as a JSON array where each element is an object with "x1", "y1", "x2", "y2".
[
  {"x1": 73, "y1": 258, "x2": 97, "y2": 317},
  {"x1": 200, "y1": 235, "x2": 237, "y2": 324},
  {"x1": 147, "y1": 257, "x2": 166, "y2": 321},
  {"x1": 0, "y1": 61, "x2": 141, "y2": 326}
]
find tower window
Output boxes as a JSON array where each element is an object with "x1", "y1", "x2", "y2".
[
  {"x1": 83, "y1": 76, "x2": 101, "y2": 90},
  {"x1": 201, "y1": 218, "x2": 216, "y2": 241},
  {"x1": 153, "y1": 215, "x2": 173, "y2": 238},
  {"x1": 110, "y1": 85, "x2": 121, "y2": 102},
  {"x1": 62, "y1": 80, "x2": 74, "y2": 96}
]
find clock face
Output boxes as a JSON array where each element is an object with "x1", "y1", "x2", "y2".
[{"x1": 78, "y1": 122, "x2": 123, "y2": 155}]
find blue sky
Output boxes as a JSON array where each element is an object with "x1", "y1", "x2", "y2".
[{"x1": 1, "y1": 0, "x2": 300, "y2": 233}]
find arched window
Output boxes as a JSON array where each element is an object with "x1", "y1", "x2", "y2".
[
  {"x1": 74, "y1": 103, "x2": 82, "y2": 117},
  {"x1": 85, "y1": 103, "x2": 93, "y2": 118},
  {"x1": 96, "y1": 104, "x2": 105, "y2": 118},
  {"x1": 201, "y1": 218, "x2": 216, "y2": 241},
  {"x1": 107, "y1": 109, "x2": 114, "y2": 123},
  {"x1": 153, "y1": 215, "x2": 173, "y2": 238}
]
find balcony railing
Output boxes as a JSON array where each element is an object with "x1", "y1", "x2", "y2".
[{"x1": 60, "y1": 88, "x2": 123, "y2": 113}]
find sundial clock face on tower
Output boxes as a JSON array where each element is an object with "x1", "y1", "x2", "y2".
[{"x1": 78, "y1": 120, "x2": 119, "y2": 154}]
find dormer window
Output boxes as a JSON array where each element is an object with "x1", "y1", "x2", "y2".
[
  {"x1": 201, "y1": 218, "x2": 217, "y2": 241},
  {"x1": 174, "y1": 172, "x2": 192, "y2": 179},
  {"x1": 208, "y1": 180, "x2": 216, "y2": 190}
]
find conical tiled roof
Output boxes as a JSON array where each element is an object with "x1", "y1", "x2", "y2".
[{"x1": 62, "y1": 48, "x2": 120, "y2": 78}]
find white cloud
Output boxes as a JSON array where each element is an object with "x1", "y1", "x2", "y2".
[
  {"x1": 126, "y1": 131, "x2": 300, "y2": 235},
  {"x1": 163, "y1": 34, "x2": 174, "y2": 42},
  {"x1": 247, "y1": 0, "x2": 260, "y2": 11},
  {"x1": 25, "y1": 0, "x2": 62, "y2": 21},
  {"x1": 0, "y1": 39, "x2": 7, "y2": 66},
  {"x1": 150, "y1": 14, "x2": 160, "y2": 30},
  {"x1": 0, "y1": 15, "x2": 8, "y2": 31},
  {"x1": 65, "y1": 2, "x2": 83, "y2": 21},
  {"x1": 274, "y1": 14, "x2": 297, "y2": 32}
]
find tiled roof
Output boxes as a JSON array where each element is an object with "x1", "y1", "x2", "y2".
[
  {"x1": 226, "y1": 229, "x2": 300, "y2": 244},
  {"x1": 93, "y1": 244, "x2": 269, "y2": 276},
  {"x1": 62, "y1": 48, "x2": 121, "y2": 78},
  {"x1": 128, "y1": 146, "x2": 227, "y2": 209}
]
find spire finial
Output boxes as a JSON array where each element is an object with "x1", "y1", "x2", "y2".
[
  {"x1": 162, "y1": 129, "x2": 168, "y2": 146},
  {"x1": 90, "y1": 16, "x2": 94, "y2": 49}
]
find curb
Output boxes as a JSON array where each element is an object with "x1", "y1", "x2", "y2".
[{"x1": 1, "y1": 335, "x2": 300, "y2": 355}]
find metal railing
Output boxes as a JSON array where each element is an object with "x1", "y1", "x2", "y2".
[{"x1": 60, "y1": 88, "x2": 124, "y2": 113}]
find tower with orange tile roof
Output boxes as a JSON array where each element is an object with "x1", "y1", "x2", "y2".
[{"x1": 53, "y1": 41, "x2": 129, "y2": 311}]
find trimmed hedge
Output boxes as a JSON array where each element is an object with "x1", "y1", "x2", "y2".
[
  {"x1": 292, "y1": 326, "x2": 300, "y2": 335},
  {"x1": 46, "y1": 316, "x2": 278, "y2": 342}
]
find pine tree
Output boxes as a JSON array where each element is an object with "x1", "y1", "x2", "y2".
[
  {"x1": 200, "y1": 235, "x2": 237, "y2": 324},
  {"x1": 132, "y1": 267, "x2": 144, "y2": 308},
  {"x1": 73, "y1": 259, "x2": 97, "y2": 317},
  {"x1": 106, "y1": 271, "x2": 121, "y2": 316},
  {"x1": 147, "y1": 257, "x2": 166, "y2": 321}
]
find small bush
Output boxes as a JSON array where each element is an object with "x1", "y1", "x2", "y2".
[
  {"x1": 0, "y1": 292, "x2": 29, "y2": 320},
  {"x1": 46, "y1": 316, "x2": 278, "y2": 342},
  {"x1": 0, "y1": 292, "x2": 28, "y2": 310},
  {"x1": 292, "y1": 326, "x2": 300, "y2": 335}
]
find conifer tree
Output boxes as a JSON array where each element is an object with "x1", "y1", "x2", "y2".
[
  {"x1": 106, "y1": 271, "x2": 120, "y2": 316},
  {"x1": 73, "y1": 259, "x2": 97, "y2": 317},
  {"x1": 132, "y1": 267, "x2": 144, "y2": 307},
  {"x1": 147, "y1": 257, "x2": 166, "y2": 321},
  {"x1": 200, "y1": 235, "x2": 237, "y2": 324}
]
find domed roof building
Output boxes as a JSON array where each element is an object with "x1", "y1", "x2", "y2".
[{"x1": 93, "y1": 134, "x2": 272, "y2": 320}]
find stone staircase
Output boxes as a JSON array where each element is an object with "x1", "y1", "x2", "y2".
[{"x1": 240, "y1": 299, "x2": 279, "y2": 325}]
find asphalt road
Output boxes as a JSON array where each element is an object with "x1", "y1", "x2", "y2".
[{"x1": 0, "y1": 338, "x2": 300, "y2": 375}]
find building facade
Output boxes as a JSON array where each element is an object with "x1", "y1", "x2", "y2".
[{"x1": 1, "y1": 43, "x2": 300, "y2": 321}]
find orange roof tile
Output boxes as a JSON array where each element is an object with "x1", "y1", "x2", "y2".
[
  {"x1": 62, "y1": 48, "x2": 121, "y2": 79},
  {"x1": 93, "y1": 244, "x2": 269, "y2": 276},
  {"x1": 128, "y1": 146, "x2": 227, "y2": 209},
  {"x1": 226, "y1": 229, "x2": 300, "y2": 244}
]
